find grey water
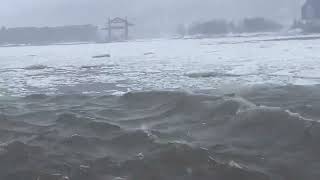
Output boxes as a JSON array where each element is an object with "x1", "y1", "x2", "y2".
[{"x1": 0, "y1": 36, "x2": 320, "y2": 180}]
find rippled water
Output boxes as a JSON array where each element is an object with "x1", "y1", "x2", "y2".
[{"x1": 1, "y1": 35, "x2": 320, "y2": 180}]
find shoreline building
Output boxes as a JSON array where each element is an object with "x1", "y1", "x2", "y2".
[
  {"x1": 302, "y1": 0, "x2": 320, "y2": 20},
  {"x1": 299, "y1": 0, "x2": 320, "y2": 32}
]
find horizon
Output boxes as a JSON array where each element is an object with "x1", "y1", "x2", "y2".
[{"x1": 1, "y1": 0, "x2": 305, "y2": 33}]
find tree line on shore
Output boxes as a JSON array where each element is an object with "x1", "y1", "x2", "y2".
[{"x1": 177, "y1": 17, "x2": 283, "y2": 37}]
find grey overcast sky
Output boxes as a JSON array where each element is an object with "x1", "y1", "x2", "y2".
[{"x1": 0, "y1": 0, "x2": 305, "y2": 29}]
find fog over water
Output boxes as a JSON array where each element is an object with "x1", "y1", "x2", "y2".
[{"x1": 1, "y1": 0, "x2": 305, "y2": 34}]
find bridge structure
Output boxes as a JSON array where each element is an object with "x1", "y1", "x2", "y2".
[{"x1": 103, "y1": 17, "x2": 134, "y2": 42}]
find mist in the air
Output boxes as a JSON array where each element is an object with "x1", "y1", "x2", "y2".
[{"x1": 0, "y1": 0, "x2": 304, "y2": 32}]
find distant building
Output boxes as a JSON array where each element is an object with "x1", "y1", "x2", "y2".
[
  {"x1": 302, "y1": 0, "x2": 320, "y2": 20},
  {"x1": 0, "y1": 25, "x2": 99, "y2": 45},
  {"x1": 296, "y1": 0, "x2": 320, "y2": 33}
]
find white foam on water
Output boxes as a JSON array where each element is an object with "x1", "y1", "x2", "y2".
[{"x1": 0, "y1": 34, "x2": 320, "y2": 95}]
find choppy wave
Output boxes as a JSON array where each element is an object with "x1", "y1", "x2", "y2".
[{"x1": 1, "y1": 85, "x2": 320, "y2": 179}]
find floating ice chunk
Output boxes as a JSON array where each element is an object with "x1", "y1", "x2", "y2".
[
  {"x1": 144, "y1": 52, "x2": 155, "y2": 55},
  {"x1": 24, "y1": 64, "x2": 49, "y2": 70},
  {"x1": 92, "y1": 54, "x2": 111, "y2": 58}
]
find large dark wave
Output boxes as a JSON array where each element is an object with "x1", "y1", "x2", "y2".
[{"x1": 0, "y1": 85, "x2": 320, "y2": 180}]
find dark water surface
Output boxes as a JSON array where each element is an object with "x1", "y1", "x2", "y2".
[{"x1": 0, "y1": 84, "x2": 320, "y2": 180}]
